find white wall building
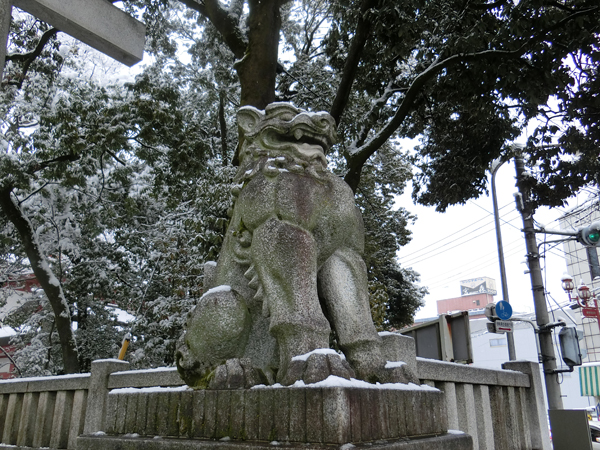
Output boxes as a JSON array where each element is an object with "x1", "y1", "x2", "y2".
[{"x1": 560, "y1": 203, "x2": 600, "y2": 362}]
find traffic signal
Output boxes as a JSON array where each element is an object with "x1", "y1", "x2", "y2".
[
  {"x1": 559, "y1": 327, "x2": 583, "y2": 367},
  {"x1": 577, "y1": 221, "x2": 600, "y2": 246}
]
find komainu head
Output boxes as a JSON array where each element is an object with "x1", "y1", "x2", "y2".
[{"x1": 234, "y1": 103, "x2": 338, "y2": 184}]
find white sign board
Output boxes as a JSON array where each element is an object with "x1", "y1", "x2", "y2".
[
  {"x1": 495, "y1": 320, "x2": 513, "y2": 334},
  {"x1": 12, "y1": 0, "x2": 145, "y2": 66},
  {"x1": 460, "y1": 276, "x2": 497, "y2": 296}
]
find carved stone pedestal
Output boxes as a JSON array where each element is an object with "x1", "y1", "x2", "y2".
[
  {"x1": 76, "y1": 385, "x2": 472, "y2": 450},
  {"x1": 78, "y1": 433, "x2": 472, "y2": 450}
]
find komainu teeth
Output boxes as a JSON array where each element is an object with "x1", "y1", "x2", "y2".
[
  {"x1": 254, "y1": 285, "x2": 264, "y2": 302},
  {"x1": 248, "y1": 275, "x2": 259, "y2": 290},
  {"x1": 244, "y1": 264, "x2": 256, "y2": 280},
  {"x1": 294, "y1": 129, "x2": 303, "y2": 140}
]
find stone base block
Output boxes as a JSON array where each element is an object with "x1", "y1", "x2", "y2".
[
  {"x1": 77, "y1": 433, "x2": 473, "y2": 450},
  {"x1": 379, "y1": 333, "x2": 417, "y2": 377},
  {"x1": 103, "y1": 387, "x2": 447, "y2": 445}
]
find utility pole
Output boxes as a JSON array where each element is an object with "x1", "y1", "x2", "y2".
[
  {"x1": 490, "y1": 158, "x2": 517, "y2": 361},
  {"x1": 514, "y1": 156, "x2": 564, "y2": 410}
]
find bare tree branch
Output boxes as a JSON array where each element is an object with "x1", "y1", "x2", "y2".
[
  {"x1": 105, "y1": 149, "x2": 126, "y2": 166},
  {"x1": 343, "y1": 48, "x2": 522, "y2": 191},
  {"x1": 6, "y1": 27, "x2": 58, "y2": 89},
  {"x1": 343, "y1": 5, "x2": 600, "y2": 191},
  {"x1": 469, "y1": 0, "x2": 507, "y2": 11},
  {"x1": 329, "y1": 0, "x2": 378, "y2": 124},
  {"x1": 17, "y1": 182, "x2": 50, "y2": 205},
  {"x1": 26, "y1": 153, "x2": 80, "y2": 175},
  {"x1": 180, "y1": 0, "x2": 248, "y2": 59}
]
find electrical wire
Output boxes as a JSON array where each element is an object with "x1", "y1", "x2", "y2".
[
  {"x1": 405, "y1": 215, "x2": 526, "y2": 287},
  {"x1": 468, "y1": 200, "x2": 524, "y2": 231},
  {"x1": 398, "y1": 202, "x2": 515, "y2": 262},
  {"x1": 399, "y1": 209, "x2": 522, "y2": 266},
  {"x1": 424, "y1": 243, "x2": 526, "y2": 291}
]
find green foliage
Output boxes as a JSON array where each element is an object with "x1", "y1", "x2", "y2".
[
  {"x1": 6, "y1": 0, "x2": 597, "y2": 373},
  {"x1": 355, "y1": 147, "x2": 427, "y2": 328},
  {"x1": 321, "y1": 0, "x2": 600, "y2": 211},
  {"x1": 1, "y1": 13, "x2": 238, "y2": 372}
]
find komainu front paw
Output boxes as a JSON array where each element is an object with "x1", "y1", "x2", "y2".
[
  {"x1": 208, "y1": 358, "x2": 269, "y2": 390},
  {"x1": 279, "y1": 350, "x2": 355, "y2": 386}
]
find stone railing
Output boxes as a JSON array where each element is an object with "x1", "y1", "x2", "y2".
[
  {"x1": 417, "y1": 358, "x2": 551, "y2": 450},
  {"x1": 0, "y1": 359, "x2": 186, "y2": 450},
  {"x1": 0, "y1": 358, "x2": 550, "y2": 450},
  {"x1": 0, "y1": 372, "x2": 90, "y2": 449}
]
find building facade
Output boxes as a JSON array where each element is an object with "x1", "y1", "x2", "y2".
[{"x1": 560, "y1": 204, "x2": 600, "y2": 363}]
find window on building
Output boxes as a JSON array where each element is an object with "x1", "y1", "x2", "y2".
[{"x1": 489, "y1": 338, "x2": 507, "y2": 347}]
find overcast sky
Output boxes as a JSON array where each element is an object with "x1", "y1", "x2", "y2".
[{"x1": 396, "y1": 159, "x2": 591, "y2": 321}]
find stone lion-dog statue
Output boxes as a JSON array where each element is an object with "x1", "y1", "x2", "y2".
[{"x1": 176, "y1": 103, "x2": 417, "y2": 388}]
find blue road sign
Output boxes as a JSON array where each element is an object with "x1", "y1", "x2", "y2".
[{"x1": 495, "y1": 300, "x2": 513, "y2": 320}]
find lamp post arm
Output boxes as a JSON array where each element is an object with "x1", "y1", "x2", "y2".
[
  {"x1": 532, "y1": 228, "x2": 579, "y2": 237},
  {"x1": 490, "y1": 159, "x2": 517, "y2": 360}
]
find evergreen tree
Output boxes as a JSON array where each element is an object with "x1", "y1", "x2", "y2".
[{"x1": 3, "y1": 0, "x2": 598, "y2": 372}]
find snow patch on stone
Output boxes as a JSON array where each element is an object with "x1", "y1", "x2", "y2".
[
  {"x1": 203, "y1": 285, "x2": 232, "y2": 296},
  {"x1": 385, "y1": 361, "x2": 406, "y2": 369},
  {"x1": 291, "y1": 348, "x2": 345, "y2": 361},
  {"x1": 252, "y1": 375, "x2": 439, "y2": 391},
  {"x1": 121, "y1": 367, "x2": 178, "y2": 375},
  {"x1": 110, "y1": 385, "x2": 191, "y2": 394},
  {"x1": 1, "y1": 373, "x2": 90, "y2": 383}
]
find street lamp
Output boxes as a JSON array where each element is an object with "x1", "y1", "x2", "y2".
[
  {"x1": 579, "y1": 283, "x2": 592, "y2": 305},
  {"x1": 562, "y1": 274, "x2": 600, "y2": 334},
  {"x1": 561, "y1": 273, "x2": 575, "y2": 295},
  {"x1": 490, "y1": 157, "x2": 517, "y2": 360},
  {"x1": 561, "y1": 273, "x2": 577, "y2": 307}
]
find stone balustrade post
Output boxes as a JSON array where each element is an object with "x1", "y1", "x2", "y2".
[
  {"x1": 502, "y1": 360, "x2": 551, "y2": 450},
  {"x1": 83, "y1": 359, "x2": 130, "y2": 434}
]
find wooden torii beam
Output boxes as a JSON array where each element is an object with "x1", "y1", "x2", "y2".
[{"x1": 1, "y1": 0, "x2": 145, "y2": 78}]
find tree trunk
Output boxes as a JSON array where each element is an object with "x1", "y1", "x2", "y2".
[
  {"x1": 0, "y1": 187, "x2": 80, "y2": 374},
  {"x1": 344, "y1": 153, "x2": 370, "y2": 194},
  {"x1": 234, "y1": 0, "x2": 281, "y2": 109},
  {"x1": 0, "y1": 0, "x2": 10, "y2": 80}
]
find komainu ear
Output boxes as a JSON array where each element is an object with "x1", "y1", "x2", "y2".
[{"x1": 237, "y1": 107, "x2": 264, "y2": 136}]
